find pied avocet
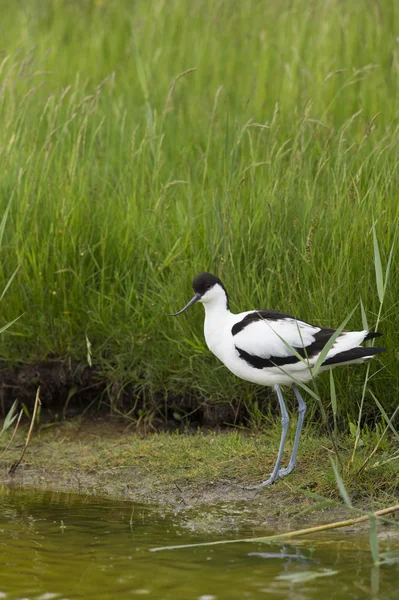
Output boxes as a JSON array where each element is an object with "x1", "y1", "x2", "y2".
[{"x1": 169, "y1": 272, "x2": 386, "y2": 488}]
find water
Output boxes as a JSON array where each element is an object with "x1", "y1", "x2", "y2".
[{"x1": 0, "y1": 488, "x2": 398, "y2": 600}]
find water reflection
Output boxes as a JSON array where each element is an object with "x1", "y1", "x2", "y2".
[{"x1": 0, "y1": 488, "x2": 398, "y2": 599}]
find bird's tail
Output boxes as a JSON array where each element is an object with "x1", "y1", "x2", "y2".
[
  {"x1": 322, "y1": 346, "x2": 386, "y2": 367},
  {"x1": 364, "y1": 331, "x2": 383, "y2": 341}
]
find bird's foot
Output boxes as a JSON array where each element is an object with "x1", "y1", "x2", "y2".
[
  {"x1": 243, "y1": 473, "x2": 279, "y2": 490},
  {"x1": 277, "y1": 463, "x2": 295, "y2": 478},
  {"x1": 244, "y1": 464, "x2": 296, "y2": 489}
]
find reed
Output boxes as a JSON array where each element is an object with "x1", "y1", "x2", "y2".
[{"x1": 0, "y1": 0, "x2": 397, "y2": 426}]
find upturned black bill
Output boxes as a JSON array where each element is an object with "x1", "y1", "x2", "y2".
[{"x1": 167, "y1": 293, "x2": 201, "y2": 316}]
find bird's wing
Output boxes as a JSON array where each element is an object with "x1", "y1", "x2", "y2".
[
  {"x1": 232, "y1": 311, "x2": 332, "y2": 360},
  {"x1": 232, "y1": 311, "x2": 369, "y2": 366}
]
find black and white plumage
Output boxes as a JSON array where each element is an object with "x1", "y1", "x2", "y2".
[{"x1": 169, "y1": 272, "x2": 386, "y2": 488}]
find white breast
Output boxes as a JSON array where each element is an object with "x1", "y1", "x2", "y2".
[{"x1": 204, "y1": 314, "x2": 234, "y2": 362}]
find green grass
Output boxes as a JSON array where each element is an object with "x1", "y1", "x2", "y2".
[{"x1": 0, "y1": 0, "x2": 398, "y2": 427}]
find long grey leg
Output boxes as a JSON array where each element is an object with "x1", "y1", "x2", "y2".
[
  {"x1": 245, "y1": 384, "x2": 290, "y2": 489},
  {"x1": 278, "y1": 384, "x2": 307, "y2": 478}
]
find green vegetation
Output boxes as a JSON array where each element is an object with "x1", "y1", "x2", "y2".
[{"x1": 0, "y1": 0, "x2": 398, "y2": 429}]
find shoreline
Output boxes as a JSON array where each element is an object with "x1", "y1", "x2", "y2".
[{"x1": 1, "y1": 417, "x2": 398, "y2": 533}]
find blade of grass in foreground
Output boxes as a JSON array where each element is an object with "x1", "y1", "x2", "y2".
[
  {"x1": 329, "y1": 456, "x2": 352, "y2": 507},
  {"x1": 0, "y1": 314, "x2": 23, "y2": 335},
  {"x1": 369, "y1": 390, "x2": 399, "y2": 442},
  {"x1": 0, "y1": 265, "x2": 19, "y2": 303},
  {"x1": 330, "y1": 370, "x2": 337, "y2": 441},
  {"x1": 0, "y1": 196, "x2": 12, "y2": 248},
  {"x1": 372, "y1": 220, "x2": 384, "y2": 303},
  {"x1": 312, "y1": 304, "x2": 358, "y2": 376},
  {"x1": 369, "y1": 513, "x2": 379, "y2": 566},
  {"x1": 351, "y1": 224, "x2": 396, "y2": 464},
  {"x1": 0, "y1": 400, "x2": 18, "y2": 437},
  {"x1": 358, "y1": 402, "x2": 399, "y2": 474},
  {"x1": 359, "y1": 298, "x2": 369, "y2": 334}
]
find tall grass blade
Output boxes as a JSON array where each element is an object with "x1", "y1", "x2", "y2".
[
  {"x1": 329, "y1": 457, "x2": 352, "y2": 507},
  {"x1": 372, "y1": 220, "x2": 384, "y2": 303},
  {"x1": 0, "y1": 314, "x2": 23, "y2": 335},
  {"x1": 351, "y1": 222, "x2": 393, "y2": 463},
  {"x1": 0, "y1": 197, "x2": 12, "y2": 249},
  {"x1": 369, "y1": 390, "x2": 399, "y2": 441},
  {"x1": 0, "y1": 400, "x2": 18, "y2": 436},
  {"x1": 371, "y1": 565, "x2": 380, "y2": 597},
  {"x1": 0, "y1": 265, "x2": 19, "y2": 303},
  {"x1": 369, "y1": 513, "x2": 379, "y2": 566},
  {"x1": 131, "y1": 27, "x2": 154, "y2": 139},
  {"x1": 312, "y1": 304, "x2": 358, "y2": 376},
  {"x1": 382, "y1": 229, "x2": 397, "y2": 297},
  {"x1": 330, "y1": 370, "x2": 337, "y2": 439},
  {"x1": 359, "y1": 298, "x2": 369, "y2": 332},
  {"x1": 358, "y1": 403, "x2": 399, "y2": 473}
]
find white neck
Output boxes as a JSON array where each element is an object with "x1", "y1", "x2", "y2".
[
  {"x1": 202, "y1": 295, "x2": 230, "y2": 317},
  {"x1": 202, "y1": 295, "x2": 231, "y2": 359}
]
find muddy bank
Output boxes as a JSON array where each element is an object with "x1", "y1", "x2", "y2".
[
  {"x1": 1, "y1": 417, "x2": 398, "y2": 533},
  {"x1": 0, "y1": 360, "x2": 252, "y2": 427}
]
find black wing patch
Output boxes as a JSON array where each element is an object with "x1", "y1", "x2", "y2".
[
  {"x1": 322, "y1": 346, "x2": 386, "y2": 366},
  {"x1": 235, "y1": 347, "x2": 301, "y2": 369},
  {"x1": 231, "y1": 310, "x2": 297, "y2": 336}
]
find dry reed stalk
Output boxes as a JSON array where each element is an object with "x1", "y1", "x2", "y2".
[
  {"x1": 8, "y1": 387, "x2": 41, "y2": 475},
  {"x1": 151, "y1": 504, "x2": 399, "y2": 552}
]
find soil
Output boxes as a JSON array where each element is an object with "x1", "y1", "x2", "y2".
[{"x1": 0, "y1": 359, "x2": 245, "y2": 427}]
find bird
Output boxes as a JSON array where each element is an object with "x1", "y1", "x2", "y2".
[{"x1": 169, "y1": 272, "x2": 386, "y2": 489}]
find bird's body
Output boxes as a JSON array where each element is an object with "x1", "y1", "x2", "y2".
[
  {"x1": 170, "y1": 272, "x2": 386, "y2": 488},
  {"x1": 203, "y1": 305, "x2": 382, "y2": 387}
]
